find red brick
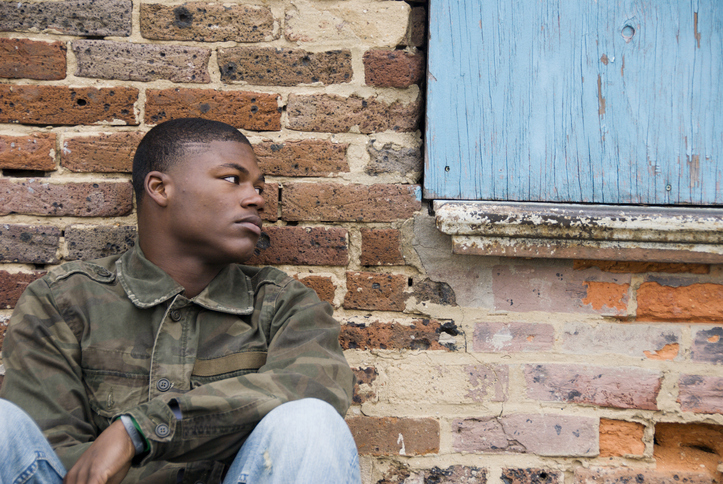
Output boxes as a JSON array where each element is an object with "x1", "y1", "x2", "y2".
[
  {"x1": 574, "y1": 260, "x2": 710, "y2": 274},
  {"x1": 678, "y1": 375, "x2": 723, "y2": 414},
  {"x1": 286, "y1": 93, "x2": 421, "y2": 133},
  {"x1": 340, "y1": 320, "x2": 454, "y2": 351},
  {"x1": 599, "y1": 419, "x2": 645, "y2": 457},
  {"x1": 0, "y1": 134, "x2": 56, "y2": 171},
  {"x1": 582, "y1": 281, "x2": 629, "y2": 313},
  {"x1": 351, "y1": 366, "x2": 378, "y2": 404},
  {"x1": 0, "y1": 179, "x2": 133, "y2": 217},
  {"x1": 343, "y1": 272, "x2": 407, "y2": 311},
  {"x1": 62, "y1": 132, "x2": 144, "y2": 173},
  {"x1": 260, "y1": 182, "x2": 278, "y2": 222},
  {"x1": 654, "y1": 423, "x2": 723, "y2": 482},
  {"x1": 73, "y1": 40, "x2": 210, "y2": 83},
  {"x1": 145, "y1": 88, "x2": 280, "y2": 131},
  {"x1": 282, "y1": 183, "x2": 421, "y2": 222},
  {"x1": 253, "y1": 140, "x2": 348, "y2": 177},
  {"x1": 0, "y1": 39, "x2": 66, "y2": 80},
  {"x1": 0, "y1": 85, "x2": 138, "y2": 126},
  {"x1": 575, "y1": 468, "x2": 712, "y2": 484},
  {"x1": 219, "y1": 47, "x2": 352, "y2": 86},
  {"x1": 246, "y1": 226, "x2": 347, "y2": 266},
  {"x1": 501, "y1": 469, "x2": 561, "y2": 484},
  {"x1": 140, "y1": 3, "x2": 275, "y2": 42},
  {"x1": 363, "y1": 50, "x2": 425, "y2": 88},
  {"x1": 0, "y1": 224, "x2": 60, "y2": 264},
  {"x1": 0, "y1": 271, "x2": 45, "y2": 309},
  {"x1": 65, "y1": 225, "x2": 136, "y2": 261},
  {"x1": 360, "y1": 228, "x2": 404, "y2": 265},
  {"x1": 525, "y1": 364, "x2": 661, "y2": 410},
  {"x1": 294, "y1": 275, "x2": 336, "y2": 305},
  {"x1": 637, "y1": 282, "x2": 723, "y2": 322},
  {"x1": 473, "y1": 322, "x2": 555, "y2": 352},
  {"x1": 346, "y1": 416, "x2": 439, "y2": 455}
]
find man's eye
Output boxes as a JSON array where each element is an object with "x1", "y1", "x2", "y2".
[
  {"x1": 255, "y1": 186, "x2": 264, "y2": 195},
  {"x1": 223, "y1": 175, "x2": 239, "y2": 184}
]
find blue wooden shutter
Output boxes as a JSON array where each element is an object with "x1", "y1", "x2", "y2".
[{"x1": 425, "y1": 0, "x2": 723, "y2": 205}]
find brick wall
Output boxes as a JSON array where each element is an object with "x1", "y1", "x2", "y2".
[{"x1": 1, "y1": 1, "x2": 722, "y2": 483}]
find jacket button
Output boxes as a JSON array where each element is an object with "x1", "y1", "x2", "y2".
[
  {"x1": 170, "y1": 310, "x2": 182, "y2": 322},
  {"x1": 98, "y1": 268, "x2": 111, "y2": 277},
  {"x1": 156, "y1": 378, "x2": 171, "y2": 392},
  {"x1": 155, "y1": 423, "x2": 171, "y2": 438}
]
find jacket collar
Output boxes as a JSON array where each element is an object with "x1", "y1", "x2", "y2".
[{"x1": 116, "y1": 243, "x2": 254, "y2": 315}]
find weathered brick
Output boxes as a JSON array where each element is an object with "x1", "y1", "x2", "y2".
[
  {"x1": 140, "y1": 3, "x2": 275, "y2": 42},
  {"x1": 284, "y1": 2, "x2": 410, "y2": 47},
  {"x1": 64, "y1": 225, "x2": 136, "y2": 261},
  {"x1": 561, "y1": 322, "x2": 681, "y2": 360},
  {"x1": 0, "y1": 0, "x2": 132, "y2": 37},
  {"x1": 501, "y1": 469, "x2": 561, "y2": 484},
  {"x1": 351, "y1": 366, "x2": 378, "y2": 404},
  {"x1": 582, "y1": 281, "x2": 629, "y2": 313},
  {"x1": 360, "y1": 229, "x2": 404, "y2": 266},
  {"x1": 575, "y1": 469, "x2": 712, "y2": 484},
  {"x1": 286, "y1": 94, "x2": 421, "y2": 134},
  {"x1": 0, "y1": 315, "x2": 8, "y2": 357},
  {"x1": 599, "y1": 419, "x2": 645, "y2": 457},
  {"x1": 637, "y1": 282, "x2": 723, "y2": 322},
  {"x1": 0, "y1": 225, "x2": 60, "y2": 264},
  {"x1": 247, "y1": 226, "x2": 348, "y2": 266},
  {"x1": 145, "y1": 89, "x2": 280, "y2": 131},
  {"x1": 340, "y1": 320, "x2": 455, "y2": 351},
  {"x1": 0, "y1": 39, "x2": 66, "y2": 80},
  {"x1": 691, "y1": 327, "x2": 723, "y2": 364},
  {"x1": 366, "y1": 141, "x2": 422, "y2": 179},
  {"x1": 453, "y1": 414, "x2": 598, "y2": 456},
  {"x1": 295, "y1": 275, "x2": 336, "y2": 305},
  {"x1": 678, "y1": 375, "x2": 723, "y2": 414},
  {"x1": 525, "y1": 364, "x2": 661, "y2": 410},
  {"x1": 0, "y1": 179, "x2": 133, "y2": 217},
  {"x1": 378, "y1": 464, "x2": 486, "y2": 484},
  {"x1": 343, "y1": 272, "x2": 407, "y2": 311},
  {"x1": 0, "y1": 85, "x2": 138, "y2": 126},
  {"x1": 260, "y1": 182, "x2": 278, "y2": 222},
  {"x1": 574, "y1": 260, "x2": 710, "y2": 274},
  {"x1": 253, "y1": 140, "x2": 348, "y2": 177},
  {"x1": 282, "y1": 183, "x2": 421, "y2": 222},
  {"x1": 409, "y1": 278, "x2": 457, "y2": 306},
  {"x1": 654, "y1": 423, "x2": 723, "y2": 482},
  {"x1": 0, "y1": 134, "x2": 56, "y2": 171},
  {"x1": 473, "y1": 322, "x2": 554, "y2": 353},
  {"x1": 403, "y1": 6, "x2": 427, "y2": 47},
  {"x1": 73, "y1": 40, "x2": 210, "y2": 83},
  {"x1": 363, "y1": 50, "x2": 424, "y2": 88},
  {"x1": 0, "y1": 271, "x2": 45, "y2": 309},
  {"x1": 219, "y1": 47, "x2": 351, "y2": 86},
  {"x1": 61, "y1": 132, "x2": 143, "y2": 173},
  {"x1": 347, "y1": 416, "x2": 439, "y2": 456}
]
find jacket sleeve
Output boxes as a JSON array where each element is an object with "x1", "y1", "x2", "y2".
[
  {"x1": 0, "y1": 278, "x2": 96, "y2": 470},
  {"x1": 125, "y1": 277, "x2": 355, "y2": 465}
]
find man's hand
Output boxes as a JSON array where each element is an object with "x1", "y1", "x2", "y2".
[{"x1": 63, "y1": 419, "x2": 135, "y2": 484}]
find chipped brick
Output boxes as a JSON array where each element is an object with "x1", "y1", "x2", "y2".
[
  {"x1": 340, "y1": 320, "x2": 453, "y2": 351},
  {"x1": 0, "y1": 134, "x2": 56, "y2": 171},
  {"x1": 64, "y1": 225, "x2": 136, "y2": 261},
  {"x1": 343, "y1": 272, "x2": 407, "y2": 311},
  {"x1": 347, "y1": 416, "x2": 439, "y2": 456},
  {"x1": 0, "y1": 224, "x2": 60, "y2": 264}
]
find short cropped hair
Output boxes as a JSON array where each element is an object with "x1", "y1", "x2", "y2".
[{"x1": 132, "y1": 117, "x2": 250, "y2": 207}]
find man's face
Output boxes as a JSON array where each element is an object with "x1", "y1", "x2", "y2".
[{"x1": 165, "y1": 139, "x2": 265, "y2": 265}]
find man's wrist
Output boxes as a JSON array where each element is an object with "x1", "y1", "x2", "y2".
[{"x1": 119, "y1": 415, "x2": 148, "y2": 455}]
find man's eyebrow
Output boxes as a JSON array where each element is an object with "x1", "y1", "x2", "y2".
[{"x1": 220, "y1": 163, "x2": 265, "y2": 183}]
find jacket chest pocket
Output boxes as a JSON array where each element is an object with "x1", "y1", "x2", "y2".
[{"x1": 83, "y1": 369, "x2": 148, "y2": 418}]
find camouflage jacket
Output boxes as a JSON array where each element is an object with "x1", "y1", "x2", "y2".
[{"x1": 0, "y1": 244, "x2": 354, "y2": 483}]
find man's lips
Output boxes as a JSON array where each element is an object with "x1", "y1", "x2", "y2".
[{"x1": 235, "y1": 215, "x2": 262, "y2": 235}]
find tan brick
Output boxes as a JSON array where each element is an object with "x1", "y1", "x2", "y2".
[
  {"x1": 0, "y1": 134, "x2": 56, "y2": 171},
  {"x1": 599, "y1": 419, "x2": 645, "y2": 457},
  {"x1": 574, "y1": 260, "x2": 710, "y2": 274},
  {"x1": 145, "y1": 88, "x2": 280, "y2": 131},
  {"x1": 219, "y1": 47, "x2": 351, "y2": 86},
  {"x1": 286, "y1": 94, "x2": 421, "y2": 134},
  {"x1": 340, "y1": 320, "x2": 454, "y2": 351},
  {"x1": 0, "y1": 39, "x2": 66, "y2": 80},
  {"x1": 246, "y1": 226, "x2": 348, "y2": 266},
  {"x1": 295, "y1": 275, "x2": 336, "y2": 305},
  {"x1": 637, "y1": 282, "x2": 723, "y2": 322},
  {"x1": 140, "y1": 3, "x2": 275, "y2": 42},
  {"x1": 343, "y1": 271, "x2": 407, "y2": 311},
  {"x1": 347, "y1": 416, "x2": 439, "y2": 456},
  {"x1": 360, "y1": 228, "x2": 404, "y2": 265},
  {"x1": 253, "y1": 140, "x2": 348, "y2": 177},
  {"x1": 363, "y1": 50, "x2": 425, "y2": 88},
  {"x1": 0, "y1": 85, "x2": 138, "y2": 126},
  {"x1": 0, "y1": 224, "x2": 60, "y2": 264},
  {"x1": 366, "y1": 141, "x2": 422, "y2": 178},
  {"x1": 62, "y1": 132, "x2": 144, "y2": 173},
  {"x1": 0, "y1": 179, "x2": 133, "y2": 217},
  {"x1": 282, "y1": 183, "x2": 421, "y2": 222},
  {"x1": 0, "y1": 271, "x2": 46, "y2": 309},
  {"x1": 73, "y1": 40, "x2": 210, "y2": 83}
]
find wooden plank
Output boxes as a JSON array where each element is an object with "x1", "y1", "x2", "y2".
[{"x1": 425, "y1": 0, "x2": 723, "y2": 205}]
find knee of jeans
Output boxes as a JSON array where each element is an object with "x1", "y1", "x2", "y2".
[
  {"x1": 265, "y1": 398, "x2": 346, "y2": 435},
  {"x1": 0, "y1": 399, "x2": 36, "y2": 439}
]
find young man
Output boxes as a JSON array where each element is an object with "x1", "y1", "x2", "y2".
[{"x1": 0, "y1": 118, "x2": 360, "y2": 483}]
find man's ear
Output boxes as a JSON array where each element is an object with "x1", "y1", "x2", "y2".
[{"x1": 145, "y1": 171, "x2": 171, "y2": 208}]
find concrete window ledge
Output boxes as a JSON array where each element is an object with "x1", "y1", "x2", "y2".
[{"x1": 433, "y1": 201, "x2": 723, "y2": 263}]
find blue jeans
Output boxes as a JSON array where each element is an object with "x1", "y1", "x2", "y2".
[{"x1": 0, "y1": 398, "x2": 360, "y2": 484}]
